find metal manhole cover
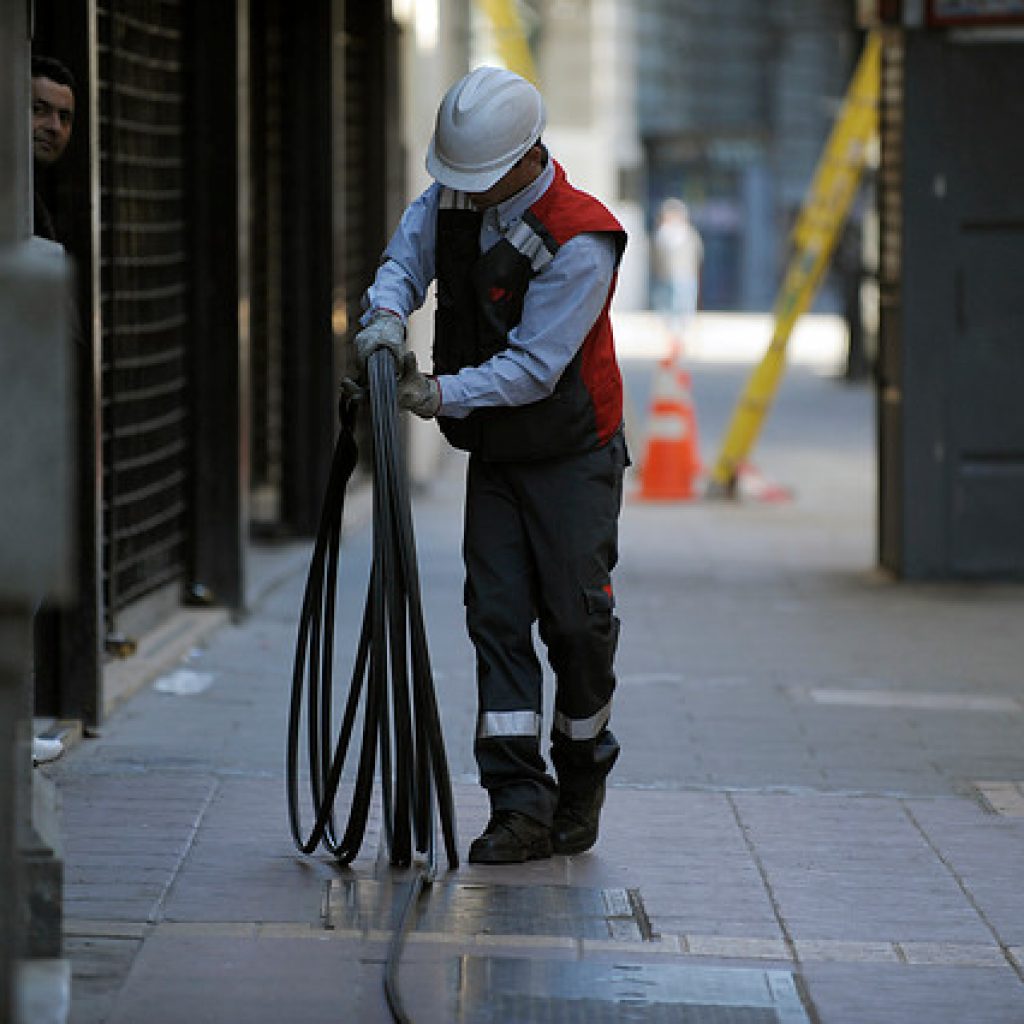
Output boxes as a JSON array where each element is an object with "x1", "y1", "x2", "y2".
[
  {"x1": 454, "y1": 959, "x2": 812, "y2": 1024},
  {"x1": 325, "y1": 879, "x2": 651, "y2": 940},
  {"x1": 476, "y1": 998, "x2": 779, "y2": 1023}
]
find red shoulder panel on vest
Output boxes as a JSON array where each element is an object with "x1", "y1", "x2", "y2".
[{"x1": 529, "y1": 162, "x2": 626, "y2": 259}]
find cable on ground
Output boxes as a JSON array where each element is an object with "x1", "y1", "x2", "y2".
[{"x1": 286, "y1": 346, "x2": 459, "y2": 1023}]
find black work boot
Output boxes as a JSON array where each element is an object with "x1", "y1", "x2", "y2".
[
  {"x1": 468, "y1": 810, "x2": 552, "y2": 864},
  {"x1": 552, "y1": 782, "x2": 606, "y2": 855}
]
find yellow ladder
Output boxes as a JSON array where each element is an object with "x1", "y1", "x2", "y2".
[
  {"x1": 477, "y1": 0, "x2": 539, "y2": 84},
  {"x1": 707, "y1": 32, "x2": 882, "y2": 496}
]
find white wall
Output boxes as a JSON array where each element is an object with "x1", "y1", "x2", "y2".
[
  {"x1": 393, "y1": 0, "x2": 471, "y2": 485},
  {"x1": 538, "y1": 0, "x2": 647, "y2": 310}
]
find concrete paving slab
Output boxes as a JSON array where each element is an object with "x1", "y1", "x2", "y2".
[
  {"x1": 65, "y1": 934, "x2": 140, "y2": 1024},
  {"x1": 794, "y1": 939, "x2": 901, "y2": 964},
  {"x1": 731, "y1": 793, "x2": 997, "y2": 943},
  {"x1": 686, "y1": 936, "x2": 791, "y2": 960},
  {"x1": 895, "y1": 942, "x2": 1008, "y2": 968},
  {"x1": 902, "y1": 798, "x2": 1024, "y2": 945},
  {"x1": 103, "y1": 934, "x2": 381, "y2": 1024},
  {"x1": 801, "y1": 964, "x2": 1024, "y2": 1024}
]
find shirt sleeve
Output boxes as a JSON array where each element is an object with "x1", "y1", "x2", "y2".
[
  {"x1": 437, "y1": 231, "x2": 618, "y2": 418},
  {"x1": 361, "y1": 184, "x2": 441, "y2": 324}
]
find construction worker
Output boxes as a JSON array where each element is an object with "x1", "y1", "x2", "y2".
[{"x1": 352, "y1": 67, "x2": 628, "y2": 864}]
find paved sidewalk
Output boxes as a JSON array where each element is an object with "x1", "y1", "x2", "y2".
[{"x1": 46, "y1": 338, "x2": 1024, "y2": 1023}]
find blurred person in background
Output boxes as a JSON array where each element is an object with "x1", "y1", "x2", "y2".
[
  {"x1": 651, "y1": 197, "x2": 703, "y2": 343},
  {"x1": 349, "y1": 67, "x2": 629, "y2": 865}
]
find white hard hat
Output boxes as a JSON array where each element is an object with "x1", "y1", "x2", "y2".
[{"x1": 426, "y1": 67, "x2": 546, "y2": 192}]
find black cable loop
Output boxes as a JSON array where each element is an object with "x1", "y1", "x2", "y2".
[{"x1": 286, "y1": 346, "x2": 459, "y2": 1022}]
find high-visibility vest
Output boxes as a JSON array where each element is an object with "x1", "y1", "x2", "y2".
[{"x1": 434, "y1": 161, "x2": 627, "y2": 461}]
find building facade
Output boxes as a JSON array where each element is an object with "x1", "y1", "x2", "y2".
[
  {"x1": 875, "y1": 3, "x2": 1024, "y2": 579},
  {"x1": 634, "y1": 0, "x2": 858, "y2": 311}
]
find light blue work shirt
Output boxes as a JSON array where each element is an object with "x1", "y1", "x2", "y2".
[{"x1": 363, "y1": 161, "x2": 618, "y2": 419}]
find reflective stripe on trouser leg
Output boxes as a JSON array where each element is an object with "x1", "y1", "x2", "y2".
[
  {"x1": 553, "y1": 698, "x2": 612, "y2": 741},
  {"x1": 476, "y1": 710, "x2": 541, "y2": 740},
  {"x1": 548, "y1": 602, "x2": 621, "y2": 794},
  {"x1": 552, "y1": 691, "x2": 621, "y2": 796}
]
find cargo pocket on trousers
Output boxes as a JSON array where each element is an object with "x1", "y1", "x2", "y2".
[
  {"x1": 583, "y1": 585, "x2": 615, "y2": 615},
  {"x1": 583, "y1": 585, "x2": 621, "y2": 669},
  {"x1": 585, "y1": 585, "x2": 619, "y2": 638}
]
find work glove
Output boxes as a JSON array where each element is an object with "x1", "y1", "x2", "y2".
[
  {"x1": 339, "y1": 376, "x2": 367, "y2": 406},
  {"x1": 353, "y1": 309, "x2": 405, "y2": 369},
  {"x1": 396, "y1": 352, "x2": 441, "y2": 419}
]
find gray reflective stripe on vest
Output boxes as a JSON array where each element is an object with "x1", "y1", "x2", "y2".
[
  {"x1": 553, "y1": 699, "x2": 612, "y2": 741},
  {"x1": 439, "y1": 187, "x2": 475, "y2": 211},
  {"x1": 476, "y1": 710, "x2": 542, "y2": 740},
  {"x1": 505, "y1": 218, "x2": 556, "y2": 272}
]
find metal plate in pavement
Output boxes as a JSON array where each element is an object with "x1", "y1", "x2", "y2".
[
  {"x1": 324, "y1": 879, "x2": 649, "y2": 940},
  {"x1": 454, "y1": 959, "x2": 812, "y2": 1024}
]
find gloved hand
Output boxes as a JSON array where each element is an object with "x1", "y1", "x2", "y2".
[
  {"x1": 339, "y1": 376, "x2": 367, "y2": 405},
  {"x1": 353, "y1": 309, "x2": 405, "y2": 368},
  {"x1": 397, "y1": 352, "x2": 441, "y2": 419}
]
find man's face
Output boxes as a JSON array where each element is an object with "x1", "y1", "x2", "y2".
[
  {"x1": 32, "y1": 76, "x2": 75, "y2": 167},
  {"x1": 468, "y1": 146, "x2": 543, "y2": 210}
]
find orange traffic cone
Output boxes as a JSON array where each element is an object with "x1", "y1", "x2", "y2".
[{"x1": 637, "y1": 358, "x2": 701, "y2": 501}]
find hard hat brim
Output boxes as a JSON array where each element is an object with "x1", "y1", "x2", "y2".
[{"x1": 425, "y1": 132, "x2": 520, "y2": 193}]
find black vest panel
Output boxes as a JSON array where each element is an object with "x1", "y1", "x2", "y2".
[{"x1": 434, "y1": 207, "x2": 599, "y2": 461}]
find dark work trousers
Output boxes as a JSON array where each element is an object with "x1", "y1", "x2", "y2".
[{"x1": 463, "y1": 430, "x2": 628, "y2": 826}]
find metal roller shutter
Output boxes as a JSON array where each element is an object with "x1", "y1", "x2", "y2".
[
  {"x1": 250, "y1": 7, "x2": 285, "y2": 528},
  {"x1": 339, "y1": 5, "x2": 391, "y2": 474},
  {"x1": 342, "y1": 24, "x2": 375, "y2": 356},
  {"x1": 98, "y1": 1, "x2": 191, "y2": 631}
]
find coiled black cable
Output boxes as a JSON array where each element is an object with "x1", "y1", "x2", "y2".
[{"x1": 286, "y1": 347, "x2": 459, "y2": 1023}]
